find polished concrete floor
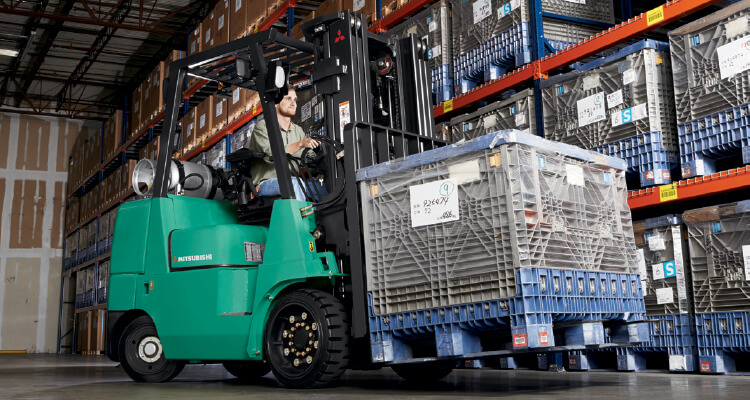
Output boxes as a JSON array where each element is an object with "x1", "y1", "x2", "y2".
[{"x1": 2, "y1": 355, "x2": 750, "y2": 399}]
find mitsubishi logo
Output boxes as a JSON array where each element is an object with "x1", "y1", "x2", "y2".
[{"x1": 334, "y1": 29, "x2": 345, "y2": 43}]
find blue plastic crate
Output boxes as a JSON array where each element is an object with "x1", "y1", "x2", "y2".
[
  {"x1": 678, "y1": 103, "x2": 750, "y2": 178},
  {"x1": 592, "y1": 132, "x2": 678, "y2": 187},
  {"x1": 368, "y1": 267, "x2": 648, "y2": 364},
  {"x1": 431, "y1": 64, "x2": 453, "y2": 103},
  {"x1": 97, "y1": 288, "x2": 107, "y2": 305},
  {"x1": 696, "y1": 311, "x2": 750, "y2": 374},
  {"x1": 75, "y1": 293, "x2": 85, "y2": 310}
]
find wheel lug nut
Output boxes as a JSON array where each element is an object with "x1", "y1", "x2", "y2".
[
  {"x1": 296, "y1": 352, "x2": 301, "y2": 357},
  {"x1": 291, "y1": 327, "x2": 295, "y2": 332},
  {"x1": 306, "y1": 356, "x2": 313, "y2": 364},
  {"x1": 308, "y1": 340, "x2": 313, "y2": 345},
  {"x1": 309, "y1": 332, "x2": 313, "y2": 337},
  {"x1": 288, "y1": 341, "x2": 294, "y2": 346},
  {"x1": 296, "y1": 323, "x2": 300, "y2": 327},
  {"x1": 302, "y1": 312, "x2": 308, "y2": 320},
  {"x1": 306, "y1": 326, "x2": 310, "y2": 330},
  {"x1": 311, "y1": 323, "x2": 317, "y2": 330},
  {"x1": 294, "y1": 359, "x2": 301, "y2": 367},
  {"x1": 283, "y1": 330, "x2": 288, "y2": 338},
  {"x1": 284, "y1": 348, "x2": 290, "y2": 356},
  {"x1": 289, "y1": 316, "x2": 295, "y2": 323},
  {"x1": 314, "y1": 341, "x2": 319, "y2": 349}
]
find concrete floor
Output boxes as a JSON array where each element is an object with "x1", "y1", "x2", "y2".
[{"x1": 2, "y1": 355, "x2": 750, "y2": 399}]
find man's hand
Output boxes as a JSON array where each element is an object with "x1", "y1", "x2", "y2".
[{"x1": 287, "y1": 138, "x2": 320, "y2": 154}]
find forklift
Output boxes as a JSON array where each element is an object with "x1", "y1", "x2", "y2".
[{"x1": 106, "y1": 11, "x2": 446, "y2": 388}]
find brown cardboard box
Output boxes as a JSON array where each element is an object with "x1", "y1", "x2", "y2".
[
  {"x1": 227, "y1": 87, "x2": 246, "y2": 123},
  {"x1": 204, "y1": 14, "x2": 215, "y2": 50},
  {"x1": 181, "y1": 108, "x2": 197, "y2": 154},
  {"x1": 230, "y1": 0, "x2": 246, "y2": 40},
  {"x1": 346, "y1": 0, "x2": 377, "y2": 22},
  {"x1": 196, "y1": 97, "x2": 213, "y2": 144},
  {"x1": 139, "y1": 137, "x2": 160, "y2": 161},
  {"x1": 247, "y1": 90, "x2": 261, "y2": 113},
  {"x1": 246, "y1": 0, "x2": 267, "y2": 35},
  {"x1": 121, "y1": 160, "x2": 136, "y2": 195},
  {"x1": 213, "y1": 0, "x2": 230, "y2": 48},
  {"x1": 188, "y1": 26, "x2": 203, "y2": 87},
  {"x1": 212, "y1": 95, "x2": 228, "y2": 135},
  {"x1": 149, "y1": 62, "x2": 165, "y2": 118},
  {"x1": 143, "y1": 74, "x2": 154, "y2": 125},
  {"x1": 316, "y1": 0, "x2": 342, "y2": 18},
  {"x1": 103, "y1": 111, "x2": 123, "y2": 161},
  {"x1": 291, "y1": 11, "x2": 315, "y2": 39},
  {"x1": 129, "y1": 84, "x2": 143, "y2": 138}
]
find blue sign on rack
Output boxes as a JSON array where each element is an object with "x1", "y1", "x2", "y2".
[{"x1": 652, "y1": 260, "x2": 676, "y2": 280}]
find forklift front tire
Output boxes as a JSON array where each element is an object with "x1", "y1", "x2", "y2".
[
  {"x1": 265, "y1": 289, "x2": 351, "y2": 388},
  {"x1": 119, "y1": 316, "x2": 185, "y2": 383}
]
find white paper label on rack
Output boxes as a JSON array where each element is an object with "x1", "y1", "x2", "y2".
[
  {"x1": 200, "y1": 114, "x2": 206, "y2": 128},
  {"x1": 218, "y1": 15, "x2": 225, "y2": 30},
  {"x1": 497, "y1": 0, "x2": 520, "y2": 19},
  {"x1": 429, "y1": 21, "x2": 438, "y2": 32},
  {"x1": 717, "y1": 35, "x2": 750, "y2": 79},
  {"x1": 235, "y1": 0, "x2": 242, "y2": 12},
  {"x1": 564, "y1": 0, "x2": 586, "y2": 4},
  {"x1": 483, "y1": 114, "x2": 497, "y2": 128},
  {"x1": 429, "y1": 45, "x2": 441, "y2": 59},
  {"x1": 216, "y1": 101, "x2": 223, "y2": 116},
  {"x1": 583, "y1": 74, "x2": 600, "y2": 91},
  {"x1": 725, "y1": 16, "x2": 748, "y2": 39},
  {"x1": 652, "y1": 260, "x2": 676, "y2": 281},
  {"x1": 611, "y1": 103, "x2": 648, "y2": 127},
  {"x1": 354, "y1": 0, "x2": 365, "y2": 11},
  {"x1": 742, "y1": 245, "x2": 750, "y2": 280},
  {"x1": 607, "y1": 89, "x2": 623, "y2": 109},
  {"x1": 233, "y1": 88, "x2": 240, "y2": 104},
  {"x1": 637, "y1": 249, "x2": 648, "y2": 288},
  {"x1": 648, "y1": 234, "x2": 666, "y2": 251},
  {"x1": 566, "y1": 164, "x2": 585, "y2": 186},
  {"x1": 301, "y1": 102, "x2": 312, "y2": 122},
  {"x1": 205, "y1": 28, "x2": 211, "y2": 43},
  {"x1": 576, "y1": 92, "x2": 606, "y2": 127},
  {"x1": 622, "y1": 69, "x2": 635, "y2": 85},
  {"x1": 515, "y1": 112, "x2": 525, "y2": 127},
  {"x1": 410, "y1": 179, "x2": 460, "y2": 227},
  {"x1": 473, "y1": 0, "x2": 492, "y2": 24},
  {"x1": 188, "y1": 122, "x2": 194, "y2": 137},
  {"x1": 448, "y1": 160, "x2": 481, "y2": 184},
  {"x1": 655, "y1": 287, "x2": 674, "y2": 304}
]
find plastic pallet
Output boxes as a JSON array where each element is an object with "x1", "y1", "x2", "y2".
[
  {"x1": 449, "y1": 88, "x2": 536, "y2": 142},
  {"x1": 696, "y1": 311, "x2": 750, "y2": 374},
  {"x1": 677, "y1": 103, "x2": 750, "y2": 178},
  {"x1": 368, "y1": 267, "x2": 648, "y2": 364},
  {"x1": 591, "y1": 132, "x2": 678, "y2": 188}
]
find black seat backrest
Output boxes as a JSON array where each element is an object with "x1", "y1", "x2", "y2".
[{"x1": 227, "y1": 148, "x2": 267, "y2": 164}]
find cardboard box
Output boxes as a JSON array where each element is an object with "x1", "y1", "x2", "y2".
[
  {"x1": 121, "y1": 160, "x2": 136, "y2": 195},
  {"x1": 196, "y1": 97, "x2": 213, "y2": 144},
  {"x1": 188, "y1": 26, "x2": 203, "y2": 88},
  {"x1": 148, "y1": 62, "x2": 165, "y2": 119},
  {"x1": 212, "y1": 95, "x2": 228, "y2": 135},
  {"x1": 291, "y1": 11, "x2": 315, "y2": 40},
  {"x1": 181, "y1": 108, "x2": 197, "y2": 154},
  {"x1": 213, "y1": 0, "x2": 230, "y2": 48},
  {"x1": 103, "y1": 111, "x2": 123, "y2": 161},
  {"x1": 139, "y1": 137, "x2": 161, "y2": 161},
  {"x1": 230, "y1": 0, "x2": 246, "y2": 40},
  {"x1": 129, "y1": 84, "x2": 142, "y2": 138},
  {"x1": 227, "y1": 87, "x2": 246, "y2": 123},
  {"x1": 247, "y1": 90, "x2": 261, "y2": 112},
  {"x1": 204, "y1": 14, "x2": 215, "y2": 50},
  {"x1": 246, "y1": 0, "x2": 267, "y2": 34}
]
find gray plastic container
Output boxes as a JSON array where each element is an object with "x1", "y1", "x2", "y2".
[{"x1": 449, "y1": 88, "x2": 536, "y2": 142}]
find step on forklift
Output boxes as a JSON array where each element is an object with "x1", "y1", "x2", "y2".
[{"x1": 106, "y1": 11, "x2": 446, "y2": 388}]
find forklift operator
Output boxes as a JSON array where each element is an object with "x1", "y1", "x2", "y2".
[{"x1": 247, "y1": 86, "x2": 327, "y2": 201}]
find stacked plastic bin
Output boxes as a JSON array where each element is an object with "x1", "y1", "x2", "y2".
[
  {"x1": 669, "y1": 0, "x2": 750, "y2": 178},
  {"x1": 97, "y1": 261, "x2": 110, "y2": 305},
  {"x1": 450, "y1": 0, "x2": 613, "y2": 95},
  {"x1": 541, "y1": 40, "x2": 678, "y2": 188},
  {"x1": 683, "y1": 200, "x2": 750, "y2": 374},
  {"x1": 357, "y1": 130, "x2": 648, "y2": 365},
  {"x1": 388, "y1": 1, "x2": 453, "y2": 103},
  {"x1": 449, "y1": 88, "x2": 536, "y2": 142}
]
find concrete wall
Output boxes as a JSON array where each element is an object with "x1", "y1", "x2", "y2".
[{"x1": 0, "y1": 112, "x2": 97, "y2": 352}]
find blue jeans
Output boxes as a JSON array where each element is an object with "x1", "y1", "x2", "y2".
[{"x1": 257, "y1": 178, "x2": 328, "y2": 201}]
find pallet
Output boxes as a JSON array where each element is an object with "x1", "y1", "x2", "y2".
[{"x1": 696, "y1": 311, "x2": 750, "y2": 374}]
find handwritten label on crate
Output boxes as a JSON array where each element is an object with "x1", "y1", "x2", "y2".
[
  {"x1": 743, "y1": 245, "x2": 750, "y2": 281},
  {"x1": 515, "y1": 112, "x2": 525, "y2": 127},
  {"x1": 607, "y1": 89, "x2": 623, "y2": 109},
  {"x1": 410, "y1": 179, "x2": 460, "y2": 227},
  {"x1": 717, "y1": 35, "x2": 750, "y2": 79},
  {"x1": 611, "y1": 103, "x2": 648, "y2": 127},
  {"x1": 566, "y1": 164, "x2": 585, "y2": 186},
  {"x1": 659, "y1": 184, "x2": 678, "y2": 202},
  {"x1": 648, "y1": 235, "x2": 666, "y2": 251},
  {"x1": 473, "y1": 0, "x2": 492, "y2": 24},
  {"x1": 652, "y1": 260, "x2": 676, "y2": 281},
  {"x1": 497, "y1": 0, "x2": 520, "y2": 19},
  {"x1": 576, "y1": 92, "x2": 606, "y2": 127},
  {"x1": 655, "y1": 287, "x2": 674, "y2": 304},
  {"x1": 429, "y1": 20, "x2": 438, "y2": 32},
  {"x1": 622, "y1": 69, "x2": 636, "y2": 85},
  {"x1": 564, "y1": 0, "x2": 586, "y2": 4}
]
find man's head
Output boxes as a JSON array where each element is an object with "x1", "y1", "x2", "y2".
[{"x1": 276, "y1": 86, "x2": 297, "y2": 118}]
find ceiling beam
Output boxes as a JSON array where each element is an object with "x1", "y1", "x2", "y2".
[
  {"x1": 0, "y1": 7, "x2": 185, "y2": 35},
  {"x1": 1, "y1": 72, "x2": 126, "y2": 88},
  {"x1": 0, "y1": 107, "x2": 107, "y2": 120}
]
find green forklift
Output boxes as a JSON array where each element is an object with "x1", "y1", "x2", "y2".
[{"x1": 106, "y1": 11, "x2": 445, "y2": 388}]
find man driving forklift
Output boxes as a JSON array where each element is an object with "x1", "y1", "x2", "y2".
[{"x1": 247, "y1": 85, "x2": 327, "y2": 201}]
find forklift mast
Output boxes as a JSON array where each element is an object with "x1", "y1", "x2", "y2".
[{"x1": 151, "y1": 11, "x2": 446, "y2": 339}]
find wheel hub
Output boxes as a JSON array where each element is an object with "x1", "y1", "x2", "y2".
[
  {"x1": 138, "y1": 336, "x2": 163, "y2": 363},
  {"x1": 282, "y1": 312, "x2": 318, "y2": 368}
]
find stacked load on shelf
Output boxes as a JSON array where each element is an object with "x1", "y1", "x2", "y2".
[
  {"x1": 388, "y1": 1, "x2": 453, "y2": 103},
  {"x1": 450, "y1": 0, "x2": 614, "y2": 95},
  {"x1": 449, "y1": 88, "x2": 535, "y2": 142},
  {"x1": 541, "y1": 40, "x2": 678, "y2": 188},
  {"x1": 669, "y1": 0, "x2": 750, "y2": 178},
  {"x1": 357, "y1": 130, "x2": 647, "y2": 363},
  {"x1": 683, "y1": 200, "x2": 750, "y2": 374}
]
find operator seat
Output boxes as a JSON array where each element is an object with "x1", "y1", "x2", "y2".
[{"x1": 226, "y1": 148, "x2": 281, "y2": 225}]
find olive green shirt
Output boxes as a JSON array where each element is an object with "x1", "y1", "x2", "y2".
[{"x1": 248, "y1": 119, "x2": 306, "y2": 185}]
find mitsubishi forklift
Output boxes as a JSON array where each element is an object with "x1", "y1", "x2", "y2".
[{"x1": 106, "y1": 11, "x2": 445, "y2": 388}]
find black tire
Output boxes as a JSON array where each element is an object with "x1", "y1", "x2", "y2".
[
  {"x1": 223, "y1": 361, "x2": 271, "y2": 380},
  {"x1": 118, "y1": 316, "x2": 185, "y2": 383},
  {"x1": 391, "y1": 361, "x2": 454, "y2": 382},
  {"x1": 264, "y1": 289, "x2": 350, "y2": 388}
]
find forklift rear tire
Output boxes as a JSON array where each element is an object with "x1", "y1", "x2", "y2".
[
  {"x1": 119, "y1": 316, "x2": 185, "y2": 383},
  {"x1": 223, "y1": 361, "x2": 271, "y2": 380},
  {"x1": 391, "y1": 361, "x2": 454, "y2": 382},
  {"x1": 265, "y1": 289, "x2": 350, "y2": 388}
]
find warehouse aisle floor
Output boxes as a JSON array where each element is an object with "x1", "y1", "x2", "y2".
[{"x1": 2, "y1": 354, "x2": 750, "y2": 399}]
